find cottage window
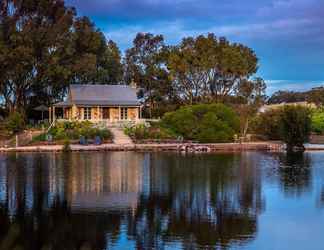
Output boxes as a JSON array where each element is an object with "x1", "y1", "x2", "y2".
[
  {"x1": 121, "y1": 108, "x2": 128, "y2": 120},
  {"x1": 84, "y1": 107, "x2": 92, "y2": 120}
]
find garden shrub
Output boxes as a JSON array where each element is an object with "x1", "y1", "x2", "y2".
[
  {"x1": 62, "y1": 139, "x2": 71, "y2": 152},
  {"x1": 32, "y1": 133, "x2": 47, "y2": 143},
  {"x1": 161, "y1": 104, "x2": 240, "y2": 143},
  {"x1": 250, "y1": 109, "x2": 282, "y2": 140},
  {"x1": 251, "y1": 106, "x2": 311, "y2": 150},
  {"x1": 279, "y1": 105, "x2": 311, "y2": 151},
  {"x1": 311, "y1": 109, "x2": 324, "y2": 134},
  {"x1": 124, "y1": 123, "x2": 176, "y2": 141},
  {"x1": 5, "y1": 112, "x2": 26, "y2": 134},
  {"x1": 34, "y1": 121, "x2": 112, "y2": 143}
]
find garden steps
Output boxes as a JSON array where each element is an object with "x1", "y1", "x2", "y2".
[{"x1": 110, "y1": 127, "x2": 134, "y2": 145}]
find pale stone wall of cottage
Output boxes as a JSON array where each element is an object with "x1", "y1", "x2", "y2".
[
  {"x1": 128, "y1": 108, "x2": 138, "y2": 120},
  {"x1": 92, "y1": 107, "x2": 101, "y2": 120},
  {"x1": 110, "y1": 108, "x2": 120, "y2": 121},
  {"x1": 65, "y1": 106, "x2": 139, "y2": 121},
  {"x1": 71, "y1": 105, "x2": 80, "y2": 120}
]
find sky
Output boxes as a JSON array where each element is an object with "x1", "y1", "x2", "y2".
[{"x1": 65, "y1": 0, "x2": 324, "y2": 94}]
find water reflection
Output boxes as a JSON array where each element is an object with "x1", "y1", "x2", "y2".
[
  {"x1": 0, "y1": 151, "x2": 322, "y2": 250},
  {"x1": 276, "y1": 153, "x2": 312, "y2": 197}
]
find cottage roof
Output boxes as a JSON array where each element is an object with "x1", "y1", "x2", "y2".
[{"x1": 54, "y1": 84, "x2": 140, "y2": 107}]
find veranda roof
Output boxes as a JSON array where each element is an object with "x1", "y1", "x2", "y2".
[{"x1": 34, "y1": 105, "x2": 49, "y2": 111}]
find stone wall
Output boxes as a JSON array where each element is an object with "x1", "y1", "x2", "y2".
[
  {"x1": 68, "y1": 106, "x2": 139, "y2": 121},
  {"x1": 110, "y1": 108, "x2": 120, "y2": 121},
  {"x1": 128, "y1": 108, "x2": 138, "y2": 120},
  {"x1": 309, "y1": 135, "x2": 324, "y2": 144},
  {"x1": 92, "y1": 107, "x2": 100, "y2": 120}
]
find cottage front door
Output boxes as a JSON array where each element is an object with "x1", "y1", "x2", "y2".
[{"x1": 102, "y1": 108, "x2": 110, "y2": 120}]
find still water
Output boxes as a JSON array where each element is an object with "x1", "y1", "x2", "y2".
[{"x1": 0, "y1": 151, "x2": 323, "y2": 250}]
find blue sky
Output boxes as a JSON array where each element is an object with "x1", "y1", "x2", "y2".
[{"x1": 66, "y1": 0, "x2": 324, "y2": 94}]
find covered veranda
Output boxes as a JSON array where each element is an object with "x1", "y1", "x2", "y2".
[{"x1": 49, "y1": 101, "x2": 72, "y2": 123}]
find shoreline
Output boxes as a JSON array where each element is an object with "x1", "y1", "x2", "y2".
[{"x1": 0, "y1": 142, "x2": 284, "y2": 153}]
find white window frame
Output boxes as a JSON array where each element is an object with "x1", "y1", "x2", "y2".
[
  {"x1": 120, "y1": 107, "x2": 128, "y2": 120},
  {"x1": 83, "y1": 107, "x2": 92, "y2": 120}
]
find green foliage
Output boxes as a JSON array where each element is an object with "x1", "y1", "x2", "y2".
[
  {"x1": 124, "y1": 33, "x2": 266, "y2": 118},
  {"x1": 161, "y1": 104, "x2": 240, "y2": 143},
  {"x1": 125, "y1": 33, "x2": 172, "y2": 117},
  {"x1": 124, "y1": 123, "x2": 176, "y2": 140},
  {"x1": 167, "y1": 34, "x2": 260, "y2": 104},
  {"x1": 0, "y1": 0, "x2": 123, "y2": 113},
  {"x1": 101, "y1": 40, "x2": 124, "y2": 84},
  {"x1": 311, "y1": 109, "x2": 324, "y2": 134},
  {"x1": 252, "y1": 106, "x2": 312, "y2": 149},
  {"x1": 0, "y1": 0, "x2": 266, "y2": 119},
  {"x1": 279, "y1": 106, "x2": 311, "y2": 150},
  {"x1": 62, "y1": 139, "x2": 71, "y2": 152},
  {"x1": 31, "y1": 133, "x2": 47, "y2": 143},
  {"x1": 33, "y1": 121, "x2": 112, "y2": 143},
  {"x1": 4, "y1": 112, "x2": 26, "y2": 134},
  {"x1": 251, "y1": 109, "x2": 282, "y2": 140}
]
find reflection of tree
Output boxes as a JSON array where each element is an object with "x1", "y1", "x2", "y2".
[
  {"x1": 127, "y1": 153, "x2": 263, "y2": 249},
  {"x1": 0, "y1": 152, "x2": 264, "y2": 250},
  {"x1": 316, "y1": 185, "x2": 324, "y2": 209},
  {"x1": 277, "y1": 152, "x2": 312, "y2": 197}
]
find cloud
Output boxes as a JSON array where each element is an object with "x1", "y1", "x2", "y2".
[
  {"x1": 66, "y1": 0, "x2": 270, "y2": 20},
  {"x1": 67, "y1": 0, "x2": 324, "y2": 88},
  {"x1": 266, "y1": 80, "x2": 324, "y2": 94},
  {"x1": 105, "y1": 17, "x2": 317, "y2": 49}
]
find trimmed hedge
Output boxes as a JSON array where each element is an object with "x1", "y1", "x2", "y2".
[
  {"x1": 124, "y1": 123, "x2": 176, "y2": 141},
  {"x1": 161, "y1": 104, "x2": 240, "y2": 143}
]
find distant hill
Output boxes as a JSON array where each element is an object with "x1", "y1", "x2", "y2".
[{"x1": 268, "y1": 87, "x2": 324, "y2": 105}]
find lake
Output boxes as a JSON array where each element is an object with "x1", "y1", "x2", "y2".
[{"x1": 0, "y1": 151, "x2": 323, "y2": 250}]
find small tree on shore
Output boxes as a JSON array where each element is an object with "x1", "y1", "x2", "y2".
[
  {"x1": 5, "y1": 112, "x2": 26, "y2": 134},
  {"x1": 279, "y1": 106, "x2": 311, "y2": 152}
]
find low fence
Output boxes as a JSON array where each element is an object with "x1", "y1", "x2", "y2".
[
  {"x1": 309, "y1": 135, "x2": 324, "y2": 144},
  {"x1": 0, "y1": 130, "x2": 43, "y2": 148}
]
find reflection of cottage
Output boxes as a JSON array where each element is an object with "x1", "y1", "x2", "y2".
[
  {"x1": 71, "y1": 193, "x2": 139, "y2": 212},
  {"x1": 51, "y1": 84, "x2": 141, "y2": 123},
  {"x1": 65, "y1": 152, "x2": 146, "y2": 212}
]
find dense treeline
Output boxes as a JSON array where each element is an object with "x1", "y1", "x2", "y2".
[
  {"x1": 125, "y1": 33, "x2": 266, "y2": 118},
  {"x1": 0, "y1": 0, "x2": 122, "y2": 114},
  {"x1": 0, "y1": 0, "x2": 266, "y2": 120}
]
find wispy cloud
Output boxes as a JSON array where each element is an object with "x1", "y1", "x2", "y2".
[
  {"x1": 67, "y1": 0, "x2": 269, "y2": 19},
  {"x1": 105, "y1": 17, "x2": 316, "y2": 48},
  {"x1": 266, "y1": 80, "x2": 324, "y2": 94},
  {"x1": 67, "y1": 0, "x2": 324, "y2": 90}
]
